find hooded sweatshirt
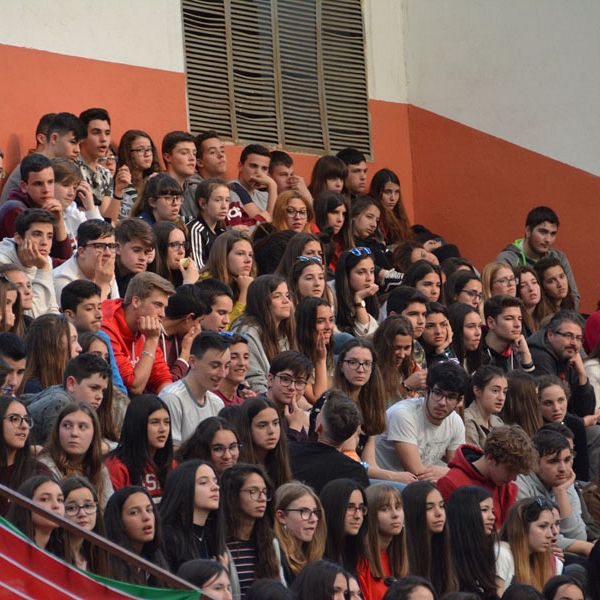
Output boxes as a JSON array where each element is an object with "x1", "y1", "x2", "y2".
[
  {"x1": 0, "y1": 237, "x2": 59, "y2": 317},
  {"x1": 101, "y1": 299, "x2": 172, "y2": 394},
  {"x1": 437, "y1": 444, "x2": 517, "y2": 527},
  {"x1": 495, "y1": 238, "x2": 580, "y2": 310}
]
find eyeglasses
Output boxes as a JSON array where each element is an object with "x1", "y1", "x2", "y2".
[
  {"x1": 286, "y1": 508, "x2": 322, "y2": 520},
  {"x1": 553, "y1": 331, "x2": 583, "y2": 343},
  {"x1": 3, "y1": 414, "x2": 33, "y2": 428},
  {"x1": 168, "y1": 241, "x2": 189, "y2": 251},
  {"x1": 211, "y1": 442, "x2": 242, "y2": 456},
  {"x1": 460, "y1": 289, "x2": 485, "y2": 301},
  {"x1": 64, "y1": 501, "x2": 98, "y2": 517},
  {"x1": 275, "y1": 374, "x2": 308, "y2": 390},
  {"x1": 350, "y1": 247, "x2": 371, "y2": 257},
  {"x1": 240, "y1": 487, "x2": 272, "y2": 501},
  {"x1": 492, "y1": 276, "x2": 516, "y2": 287},
  {"x1": 130, "y1": 147, "x2": 153, "y2": 156},
  {"x1": 84, "y1": 242, "x2": 118, "y2": 253},
  {"x1": 342, "y1": 359, "x2": 373, "y2": 371},
  {"x1": 98, "y1": 156, "x2": 118, "y2": 164},
  {"x1": 429, "y1": 386, "x2": 460, "y2": 403},
  {"x1": 297, "y1": 255, "x2": 322, "y2": 264},
  {"x1": 346, "y1": 503, "x2": 368, "y2": 516},
  {"x1": 286, "y1": 207, "x2": 307, "y2": 218},
  {"x1": 157, "y1": 195, "x2": 182, "y2": 205}
]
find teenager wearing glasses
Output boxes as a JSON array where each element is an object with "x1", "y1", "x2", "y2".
[
  {"x1": 60, "y1": 475, "x2": 111, "y2": 576},
  {"x1": 176, "y1": 417, "x2": 241, "y2": 476},
  {"x1": 52, "y1": 219, "x2": 119, "y2": 302},
  {"x1": 131, "y1": 172, "x2": 185, "y2": 227},
  {"x1": 334, "y1": 247, "x2": 379, "y2": 337},
  {"x1": 116, "y1": 129, "x2": 161, "y2": 219},
  {"x1": 149, "y1": 221, "x2": 198, "y2": 288},
  {"x1": 253, "y1": 190, "x2": 314, "y2": 243},
  {"x1": 444, "y1": 269, "x2": 484, "y2": 310},
  {"x1": 320, "y1": 478, "x2": 368, "y2": 575},
  {"x1": 335, "y1": 338, "x2": 414, "y2": 488},
  {"x1": 274, "y1": 482, "x2": 327, "y2": 585},
  {"x1": 375, "y1": 361, "x2": 468, "y2": 484},
  {"x1": 221, "y1": 463, "x2": 283, "y2": 595},
  {"x1": 481, "y1": 262, "x2": 518, "y2": 301},
  {"x1": 265, "y1": 350, "x2": 313, "y2": 437},
  {"x1": 0, "y1": 396, "x2": 51, "y2": 516}
]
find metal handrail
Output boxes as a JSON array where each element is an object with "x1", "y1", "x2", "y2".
[{"x1": 0, "y1": 482, "x2": 197, "y2": 592}]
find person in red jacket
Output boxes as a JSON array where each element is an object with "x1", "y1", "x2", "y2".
[
  {"x1": 102, "y1": 271, "x2": 174, "y2": 395},
  {"x1": 437, "y1": 424, "x2": 537, "y2": 527}
]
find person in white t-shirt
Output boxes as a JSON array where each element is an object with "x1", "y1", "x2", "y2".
[
  {"x1": 375, "y1": 361, "x2": 468, "y2": 482},
  {"x1": 159, "y1": 331, "x2": 229, "y2": 449}
]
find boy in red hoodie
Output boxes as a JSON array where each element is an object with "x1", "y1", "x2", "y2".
[
  {"x1": 102, "y1": 271, "x2": 174, "y2": 395},
  {"x1": 437, "y1": 424, "x2": 538, "y2": 527}
]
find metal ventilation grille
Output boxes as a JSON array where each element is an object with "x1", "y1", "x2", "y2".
[{"x1": 181, "y1": 0, "x2": 372, "y2": 157}]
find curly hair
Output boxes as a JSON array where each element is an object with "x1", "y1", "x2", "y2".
[{"x1": 483, "y1": 424, "x2": 538, "y2": 473}]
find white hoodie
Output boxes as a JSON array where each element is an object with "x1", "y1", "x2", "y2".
[{"x1": 0, "y1": 237, "x2": 59, "y2": 317}]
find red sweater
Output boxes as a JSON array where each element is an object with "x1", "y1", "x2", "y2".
[
  {"x1": 437, "y1": 444, "x2": 517, "y2": 527},
  {"x1": 101, "y1": 299, "x2": 172, "y2": 394},
  {"x1": 104, "y1": 455, "x2": 177, "y2": 500},
  {"x1": 357, "y1": 552, "x2": 391, "y2": 600}
]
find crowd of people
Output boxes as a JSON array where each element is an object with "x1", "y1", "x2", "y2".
[{"x1": 1, "y1": 108, "x2": 600, "y2": 600}]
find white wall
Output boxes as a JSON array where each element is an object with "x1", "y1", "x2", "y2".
[
  {"x1": 402, "y1": 0, "x2": 600, "y2": 175},
  {"x1": 0, "y1": 0, "x2": 185, "y2": 72},
  {"x1": 363, "y1": 0, "x2": 409, "y2": 103}
]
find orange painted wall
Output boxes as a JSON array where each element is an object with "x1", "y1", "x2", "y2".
[
  {"x1": 0, "y1": 44, "x2": 188, "y2": 173},
  {"x1": 0, "y1": 45, "x2": 412, "y2": 221},
  {"x1": 408, "y1": 106, "x2": 600, "y2": 313},
  {"x1": 7, "y1": 44, "x2": 597, "y2": 312}
]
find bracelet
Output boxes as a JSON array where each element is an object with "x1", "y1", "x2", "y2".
[
  {"x1": 402, "y1": 381, "x2": 411, "y2": 392},
  {"x1": 141, "y1": 351, "x2": 155, "y2": 360},
  {"x1": 521, "y1": 361, "x2": 534, "y2": 370},
  {"x1": 113, "y1": 194, "x2": 123, "y2": 200}
]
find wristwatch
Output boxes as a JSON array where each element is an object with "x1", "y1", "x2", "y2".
[{"x1": 354, "y1": 300, "x2": 366, "y2": 308}]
